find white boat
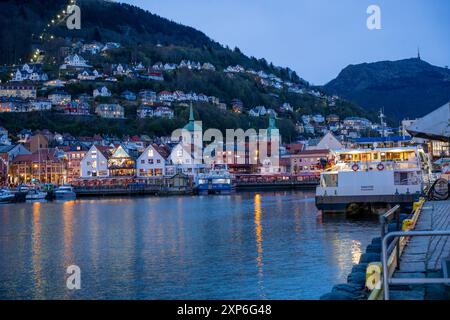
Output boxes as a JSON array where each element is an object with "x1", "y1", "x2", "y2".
[
  {"x1": 0, "y1": 189, "x2": 15, "y2": 203},
  {"x1": 315, "y1": 146, "x2": 432, "y2": 213},
  {"x1": 54, "y1": 185, "x2": 76, "y2": 200},
  {"x1": 25, "y1": 189, "x2": 48, "y2": 201},
  {"x1": 16, "y1": 185, "x2": 32, "y2": 193}
]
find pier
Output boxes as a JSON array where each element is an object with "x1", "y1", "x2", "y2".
[
  {"x1": 361, "y1": 198, "x2": 450, "y2": 300},
  {"x1": 387, "y1": 200, "x2": 450, "y2": 299},
  {"x1": 234, "y1": 174, "x2": 319, "y2": 191},
  {"x1": 74, "y1": 185, "x2": 193, "y2": 197},
  {"x1": 321, "y1": 197, "x2": 450, "y2": 300}
]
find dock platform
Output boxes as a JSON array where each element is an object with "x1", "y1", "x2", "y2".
[{"x1": 390, "y1": 200, "x2": 450, "y2": 300}]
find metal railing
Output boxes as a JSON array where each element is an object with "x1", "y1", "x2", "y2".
[
  {"x1": 367, "y1": 200, "x2": 424, "y2": 300},
  {"x1": 380, "y1": 205, "x2": 402, "y2": 272},
  {"x1": 380, "y1": 205, "x2": 401, "y2": 238},
  {"x1": 382, "y1": 230, "x2": 450, "y2": 300}
]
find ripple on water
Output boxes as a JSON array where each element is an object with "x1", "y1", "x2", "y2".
[{"x1": 0, "y1": 191, "x2": 379, "y2": 299}]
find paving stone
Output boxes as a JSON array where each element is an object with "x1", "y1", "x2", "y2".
[
  {"x1": 400, "y1": 261, "x2": 426, "y2": 273},
  {"x1": 394, "y1": 272, "x2": 426, "y2": 278},
  {"x1": 389, "y1": 289, "x2": 425, "y2": 300},
  {"x1": 392, "y1": 200, "x2": 450, "y2": 300}
]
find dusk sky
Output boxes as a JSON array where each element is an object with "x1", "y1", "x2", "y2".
[{"x1": 121, "y1": 0, "x2": 450, "y2": 85}]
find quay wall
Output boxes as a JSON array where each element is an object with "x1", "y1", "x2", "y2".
[{"x1": 320, "y1": 213, "x2": 411, "y2": 300}]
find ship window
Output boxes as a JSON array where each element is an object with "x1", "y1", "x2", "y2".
[
  {"x1": 394, "y1": 172, "x2": 409, "y2": 185},
  {"x1": 322, "y1": 173, "x2": 338, "y2": 187}
]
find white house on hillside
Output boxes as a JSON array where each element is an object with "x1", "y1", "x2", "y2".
[
  {"x1": 93, "y1": 86, "x2": 112, "y2": 98},
  {"x1": 64, "y1": 54, "x2": 90, "y2": 68},
  {"x1": 249, "y1": 106, "x2": 267, "y2": 117},
  {"x1": 12, "y1": 64, "x2": 48, "y2": 82}
]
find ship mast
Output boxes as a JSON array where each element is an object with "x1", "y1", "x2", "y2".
[{"x1": 379, "y1": 108, "x2": 386, "y2": 140}]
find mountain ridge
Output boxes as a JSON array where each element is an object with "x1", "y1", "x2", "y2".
[{"x1": 323, "y1": 57, "x2": 450, "y2": 120}]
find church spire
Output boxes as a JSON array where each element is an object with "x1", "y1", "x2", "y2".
[{"x1": 189, "y1": 102, "x2": 194, "y2": 122}]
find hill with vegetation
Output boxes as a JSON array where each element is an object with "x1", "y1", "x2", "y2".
[{"x1": 0, "y1": 0, "x2": 378, "y2": 141}]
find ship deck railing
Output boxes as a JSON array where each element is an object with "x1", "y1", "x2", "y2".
[{"x1": 329, "y1": 160, "x2": 419, "y2": 172}]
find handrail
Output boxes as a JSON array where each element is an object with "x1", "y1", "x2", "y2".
[
  {"x1": 379, "y1": 205, "x2": 401, "y2": 262},
  {"x1": 380, "y1": 205, "x2": 400, "y2": 236},
  {"x1": 382, "y1": 230, "x2": 450, "y2": 300}
]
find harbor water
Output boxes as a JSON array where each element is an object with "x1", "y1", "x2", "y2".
[{"x1": 0, "y1": 190, "x2": 379, "y2": 299}]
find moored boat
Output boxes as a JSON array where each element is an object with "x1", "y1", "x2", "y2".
[
  {"x1": 54, "y1": 185, "x2": 76, "y2": 200},
  {"x1": 315, "y1": 146, "x2": 432, "y2": 214},
  {"x1": 0, "y1": 189, "x2": 15, "y2": 203},
  {"x1": 16, "y1": 185, "x2": 32, "y2": 193},
  {"x1": 195, "y1": 164, "x2": 235, "y2": 195},
  {"x1": 25, "y1": 189, "x2": 48, "y2": 201}
]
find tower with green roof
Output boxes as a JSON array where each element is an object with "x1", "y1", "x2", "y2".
[{"x1": 183, "y1": 103, "x2": 202, "y2": 149}]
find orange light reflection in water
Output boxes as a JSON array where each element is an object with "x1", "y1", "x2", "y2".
[
  {"x1": 253, "y1": 193, "x2": 266, "y2": 297},
  {"x1": 31, "y1": 202, "x2": 43, "y2": 298}
]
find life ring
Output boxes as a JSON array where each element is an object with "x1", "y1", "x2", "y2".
[
  {"x1": 377, "y1": 163, "x2": 385, "y2": 171},
  {"x1": 352, "y1": 163, "x2": 359, "y2": 172}
]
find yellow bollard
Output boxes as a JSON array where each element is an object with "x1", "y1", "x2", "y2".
[
  {"x1": 413, "y1": 202, "x2": 421, "y2": 211},
  {"x1": 402, "y1": 219, "x2": 414, "y2": 231}
]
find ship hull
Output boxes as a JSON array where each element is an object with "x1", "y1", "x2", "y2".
[{"x1": 316, "y1": 194, "x2": 419, "y2": 213}]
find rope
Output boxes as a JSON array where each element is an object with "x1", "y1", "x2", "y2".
[{"x1": 427, "y1": 178, "x2": 450, "y2": 201}]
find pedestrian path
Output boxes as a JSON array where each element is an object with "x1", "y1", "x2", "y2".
[{"x1": 391, "y1": 200, "x2": 450, "y2": 300}]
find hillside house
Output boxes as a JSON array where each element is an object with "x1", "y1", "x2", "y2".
[
  {"x1": 93, "y1": 86, "x2": 112, "y2": 98},
  {"x1": 95, "y1": 104, "x2": 124, "y2": 119}
]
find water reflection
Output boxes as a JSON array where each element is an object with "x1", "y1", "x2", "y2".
[
  {"x1": 63, "y1": 201, "x2": 75, "y2": 267},
  {"x1": 351, "y1": 240, "x2": 363, "y2": 265},
  {"x1": 31, "y1": 202, "x2": 43, "y2": 298},
  {"x1": 253, "y1": 193, "x2": 265, "y2": 298},
  {"x1": 0, "y1": 191, "x2": 380, "y2": 299}
]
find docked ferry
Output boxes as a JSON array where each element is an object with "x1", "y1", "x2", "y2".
[
  {"x1": 195, "y1": 164, "x2": 235, "y2": 195},
  {"x1": 315, "y1": 146, "x2": 432, "y2": 213}
]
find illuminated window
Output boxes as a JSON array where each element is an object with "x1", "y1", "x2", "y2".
[{"x1": 148, "y1": 149, "x2": 154, "y2": 157}]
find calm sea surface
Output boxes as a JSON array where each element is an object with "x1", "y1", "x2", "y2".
[{"x1": 0, "y1": 191, "x2": 379, "y2": 300}]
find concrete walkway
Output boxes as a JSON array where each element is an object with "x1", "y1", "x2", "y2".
[{"x1": 391, "y1": 200, "x2": 450, "y2": 300}]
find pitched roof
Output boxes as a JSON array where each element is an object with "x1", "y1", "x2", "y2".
[
  {"x1": 12, "y1": 148, "x2": 59, "y2": 163},
  {"x1": 407, "y1": 102, "x2": 450, "y2": 141},
  {"x1": 0, "y1": 145, "x2": 16, "y2": 153},
  {"x1": 94, "y1": 145, "x2": 113, "y2": 159},
  {"x1": 153, "y1": 144, "x2": 170, "y2": 159},
  {"x1": 354, "y1": 136, "x2": 412, "y2": 143}
]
